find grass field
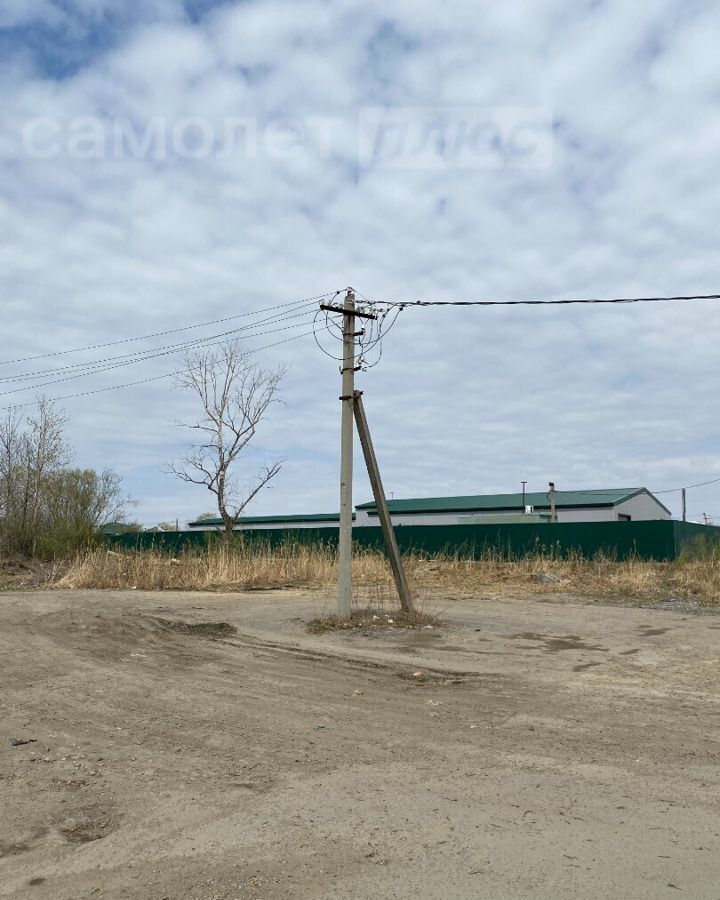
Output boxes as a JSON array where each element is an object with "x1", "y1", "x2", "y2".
[{"x1": 49, "y1": 542, "x2": 720, "y2": 607}]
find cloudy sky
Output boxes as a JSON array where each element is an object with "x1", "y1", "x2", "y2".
[{"x1": 2, "y1": 0, "x2": 720, "y2": 525}]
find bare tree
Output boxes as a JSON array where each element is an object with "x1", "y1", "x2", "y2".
[
  {"x1": 0, "y1": 400, "x2": 70, "y2": 556},
  {"x1": 0, "y1": 407, "x2": 22, "y2": 538},
  {"x1": 168, "y1": 340, "x2": 285, "y2": 534}
]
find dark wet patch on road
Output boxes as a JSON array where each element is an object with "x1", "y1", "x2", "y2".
[{"x1": 509, "y1": 633, "x2": 608, "y2": 653}]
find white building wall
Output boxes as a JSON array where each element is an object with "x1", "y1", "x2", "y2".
[
  {"x1": 555, "y1": 508, "x2": 617, "y2": 523},
  {"x1": 615, "y1": 494, "x2": 670, "y2": 520},
  {"x1": 245, "y1": 521, "x2": 340, "y2": 530},
  {"x1": 361, "y1": 511, "x2": 471, "y2": 527},
  {"x1": 359, "y1": 508, "x2": 617, "y2": 526}
]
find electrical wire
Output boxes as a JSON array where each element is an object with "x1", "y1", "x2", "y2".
[
  {"x1": 383, "y1": 292, "x2": 720, "y2": 308},
  {"x1": 0, "y1": 316, "x2": 320, "y2": 399},
  {"x1": 313, "y1": 290, "x2": 405, "y2": 370},
  {"x1": 313, "y1": 309, "x2": 344, "y2": 363},
  {"x1": 319, "y1": 290, "x2": 720, "y2": 493},
  {"x1": 314, "y1": 286, "x2": 720, "y2": 365},
  {"x1": 653, "y1": 476, "x2": 720, "y2": 494},
  {"x1": 0, "y1": 305, "x2": 321, "y2": 386},
  {"x1": 0, "y1": 325, "x2": 328, "y2": 413},
  {"x1": 0, "y1": 291, "x2": 339, "y2": 367}
]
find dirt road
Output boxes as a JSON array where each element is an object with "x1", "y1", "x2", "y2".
[{"x1": 1, "y1": 589, "x2": 719, "y2": 899}]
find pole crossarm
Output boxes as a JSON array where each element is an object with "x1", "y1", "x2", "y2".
[{"x1": 320, "y1": 304, "x2": 378, "y2": 320}]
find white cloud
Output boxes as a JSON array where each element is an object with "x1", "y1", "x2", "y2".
[{"x1": 1, "y1": 0, "x2": 720, "y2": 524}]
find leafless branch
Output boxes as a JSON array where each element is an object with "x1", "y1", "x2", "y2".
[{"x1": 168, "y1": 339, "x2": 286, "y2": 532}]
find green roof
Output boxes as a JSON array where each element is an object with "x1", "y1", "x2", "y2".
[
  {"x1": 357, "y1": 488, "x2": 671, "y2": 515},
  {"x1": 188, "y1": 512, "x2": 343, "y2": 527}
]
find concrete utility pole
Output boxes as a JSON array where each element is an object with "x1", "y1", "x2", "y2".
[
  {"x1": 338, "y1": 289, "x2": 356, "y2": 618},
  {"x1": 682, "y1": 487, "x2": 687, "y2": 523},
  {"x1": 548, "y1": 481, "x2": 557, "y2": 523},
  {"x1": 320, "y1": 290, "x2": 379, "y2": 619},
  {"x1": 521, "y1": 481, "x2": 527, "y2": 511},
  {"x1": 354, "y1": 390, "x2": 413, "y2": 613}
]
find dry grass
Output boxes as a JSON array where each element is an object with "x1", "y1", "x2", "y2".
[
  {"x1": 54, "y1": 542, "x2": 720, "y2": 607},
  {"x1": 405, "y1": 549, "x2": 720, "y2": 607},
  {"x1": 57, "y1": 543, "x2": 390, "y2": 594}
]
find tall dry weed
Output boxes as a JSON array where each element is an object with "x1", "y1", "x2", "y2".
[{"x1": 56, "y1": 542, "x2": 720, "y2": 606}]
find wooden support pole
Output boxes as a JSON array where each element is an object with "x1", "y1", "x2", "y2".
[{"x1": 353, "y1": 390, "x2": 414, "y2": 613}]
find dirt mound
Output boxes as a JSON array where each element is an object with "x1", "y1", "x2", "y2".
[{"x1": 151, "y1": 617, "x2": 237, "y2": 638}]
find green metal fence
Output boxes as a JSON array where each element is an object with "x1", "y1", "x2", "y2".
[{"x1": 104, "y1": 519, "x2": 720, "y2": 561}]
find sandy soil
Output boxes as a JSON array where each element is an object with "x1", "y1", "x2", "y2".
[{"x1": 1, "y1": 588, "x2": 719, "y2": 899}]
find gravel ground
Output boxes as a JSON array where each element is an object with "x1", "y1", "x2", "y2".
[{"x1": 1, "y1": 588, "x2": 719, "y2": 899}]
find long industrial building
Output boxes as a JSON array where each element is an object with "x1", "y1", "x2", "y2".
[{"x1": 187, "y1": 487, "x2": 671, "y2": 531}]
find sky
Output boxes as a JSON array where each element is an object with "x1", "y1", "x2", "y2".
[{"x1": 2, "y1": 0, "x2": 720, "y2": 525}]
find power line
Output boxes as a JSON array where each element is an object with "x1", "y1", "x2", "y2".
[
  {"x1": 654, "y1": 475, "x2": 720, "y2": 494},
  {"x1": 0, "y1": 316, "x2": 320, "y2": 399},
  {"x1": 313, "y1": 288, "x2": 720, "y2": 365},
  {"x1": 0, "y1": 306, "x2": 320, "y2": 386},
  {"x1": 382, "y1": 292, "x2": 720, "y2": 308},
  {"x1": 0, "y1": 326, "x2": 326, "y2": 413},
  {"x1": 0, "y1": 291, "x2": 339, "y2": 368},
  {"x1": 314, "y1": 293, "x2": 403, "y2": 369},
  {"x1": 0, "y1": 309, "x2": 316, "y2": 382}
]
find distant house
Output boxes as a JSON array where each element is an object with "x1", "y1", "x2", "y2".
[
  {"x1": 187, "y1": 513, "x2": 346, "y2": 531},
  {"x1": 355, "y1": 488, "x2": 671, "y2": 526},
  {"x1": 187, "y1": 488, "x2": 671, "y2": 531},
  {"x1": 101, "y1": 522, "x2": 142, "y2": 535}
]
